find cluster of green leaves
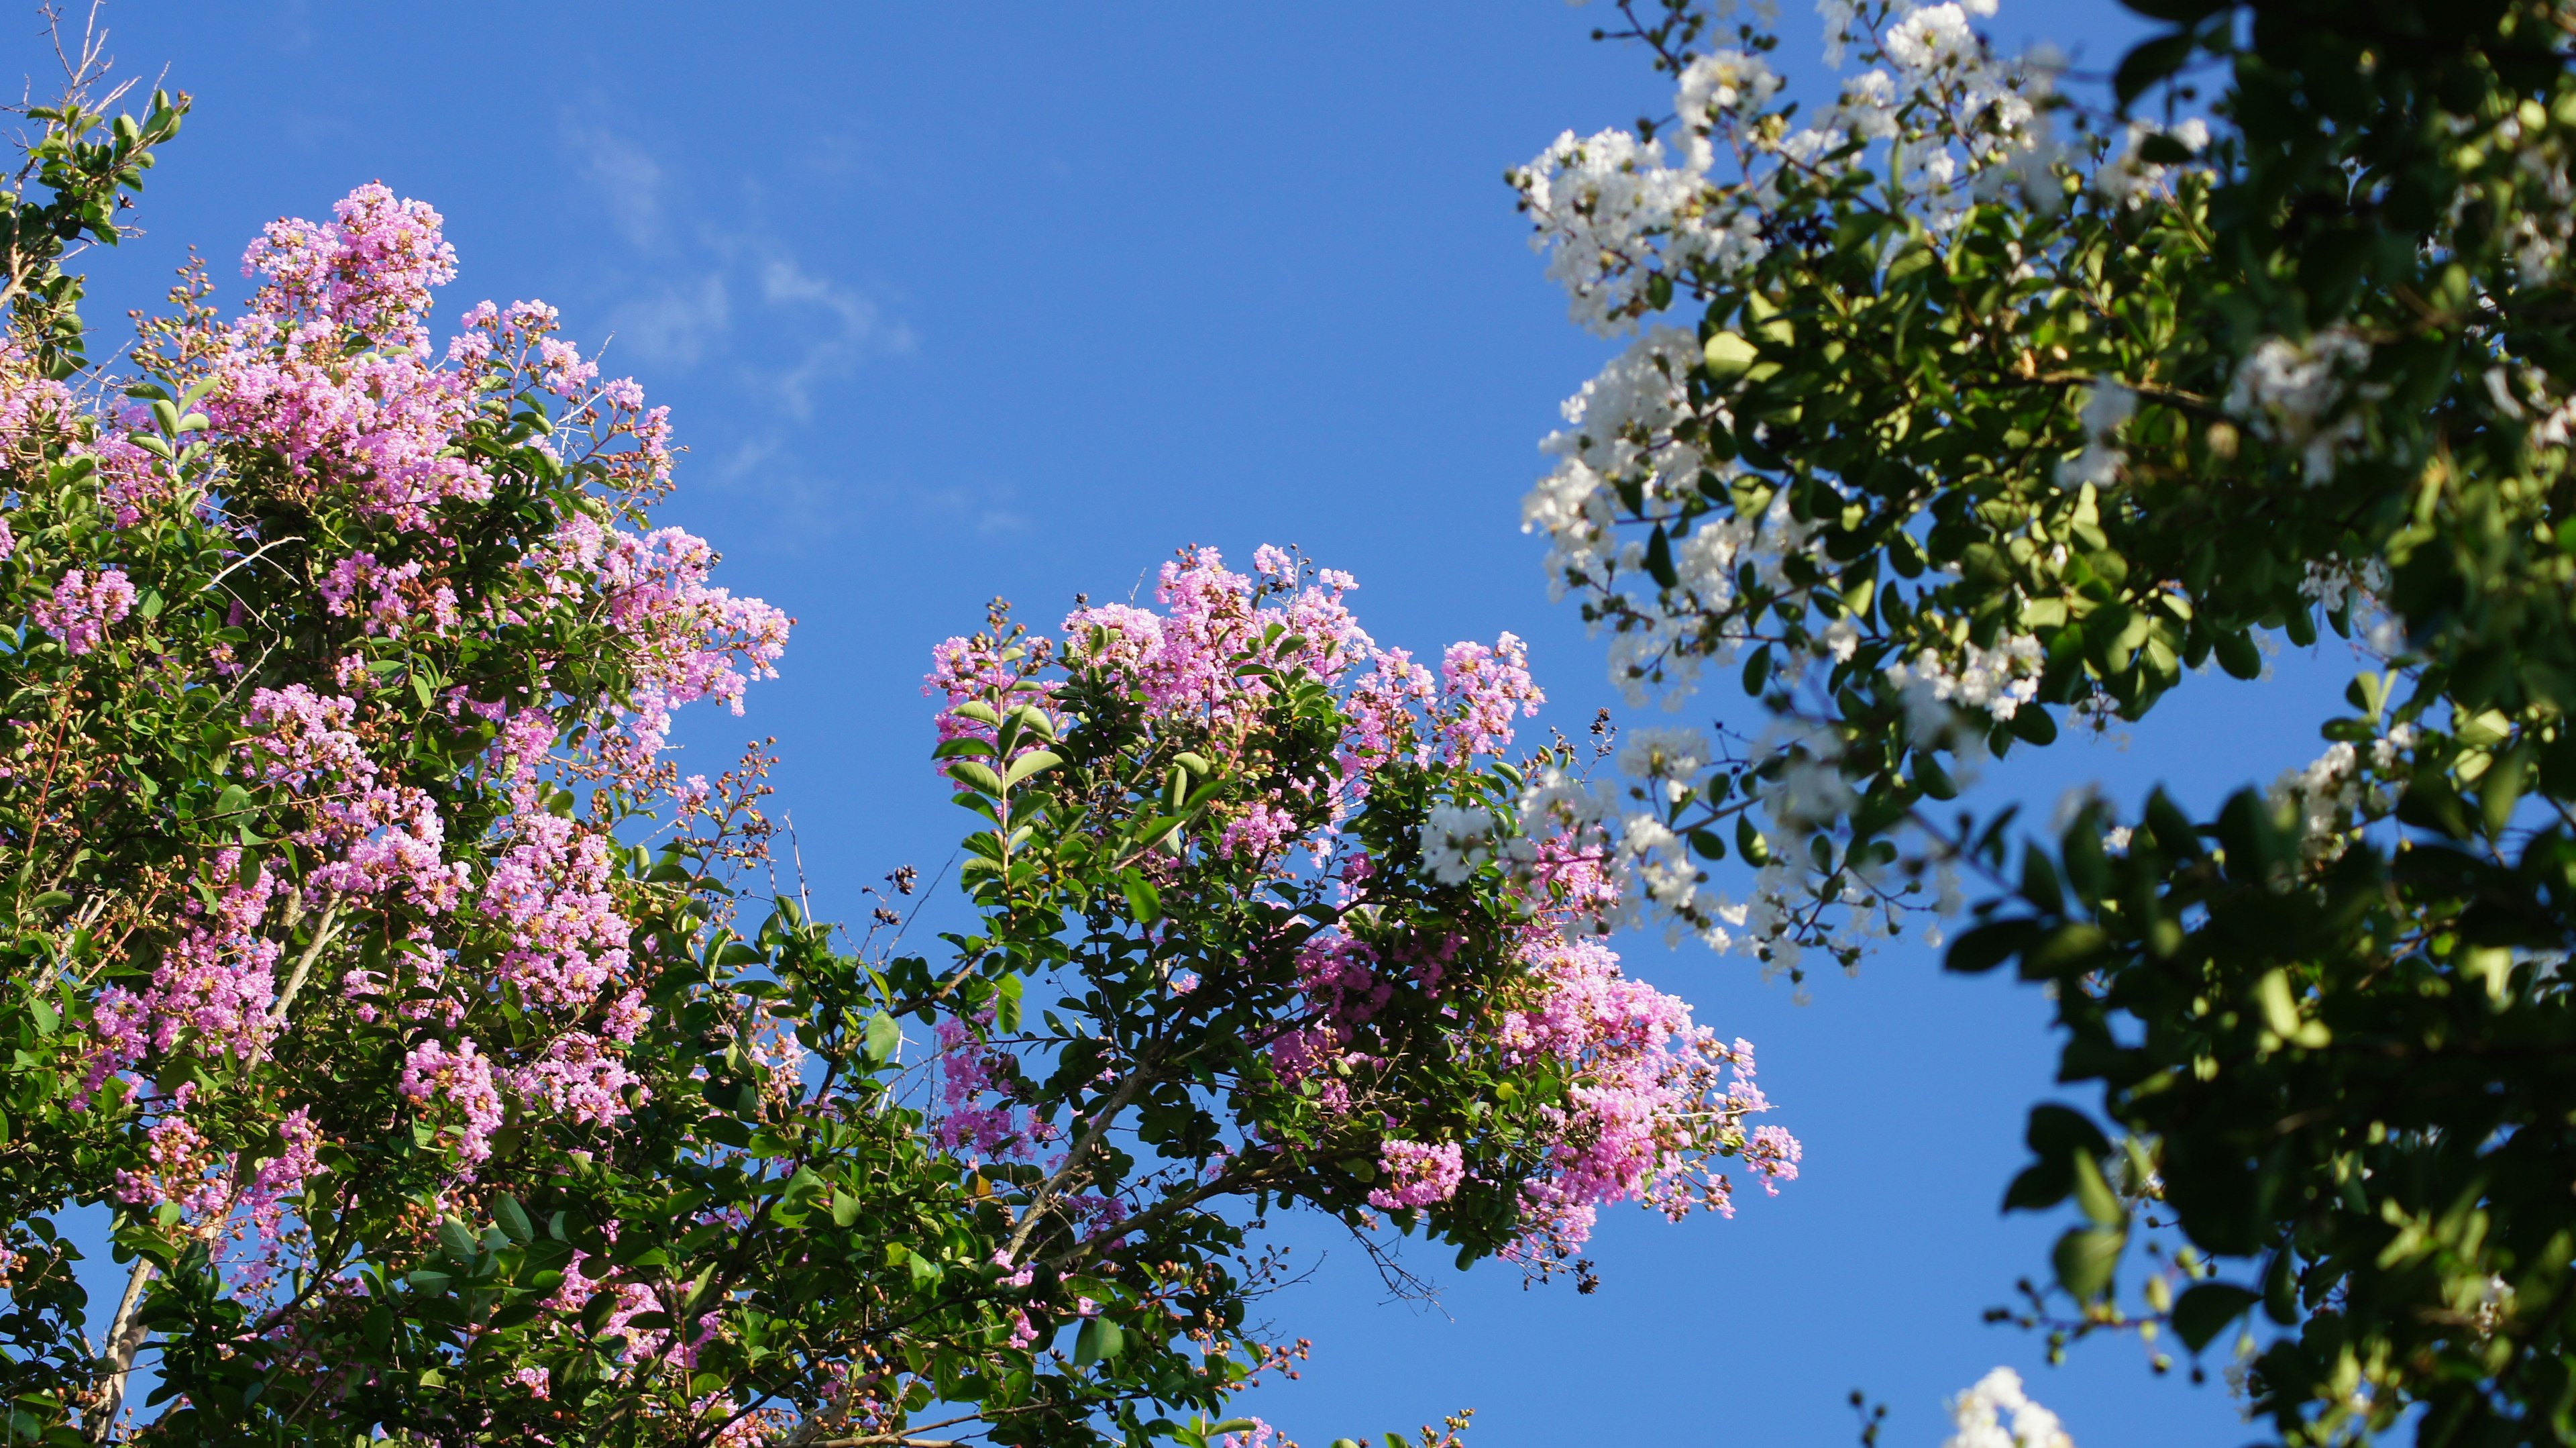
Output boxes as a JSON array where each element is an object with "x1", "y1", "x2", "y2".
[
  {"x1": 0, "y1": 71, "x2": 184, "y2": 378},
  {"x1": 1563, "y1": 0, "x2": 2576, "y2": 1441}
]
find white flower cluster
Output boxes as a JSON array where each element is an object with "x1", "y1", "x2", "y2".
[
  {"x1": 1524, "y1": 326, "x2": 1708, "y2": 598},
  {"x1": 1514, "y1": 130, "x2": 1765, "y2": 337},
  {"x1": 1518, "y1": 716, "x2": 1934, "y2": 971},
  {"x1": 2479, "y1": 364, "x2": 2576, "y2": 453},
  {"x1": 2224, "y1": 327, "x2": 2376, "y2": 480},
  {"x1": 1943, "y1": 1367, "x2": 2074, "y2": 1448},
  {"x1": 2296, "y1": 554, "x2": 2392, "y2": 615},
  {"x1": 1521, "y1": 327, "x2": 1835, "y2": 705},
  {"x1": 1616, "y1": 724, "x2": 1715, "y2": 800},
  {"x1": 2061, "y1": 374, "x2": 2136, "y2": 487},
  {"x1": 1519, "y1": 758, "x2": 1768, "y2": 953},
  {"x1": 2265, "y1": 725, "x2": 2416, "y2": 860},
  {"x1": 1513, "y1": 0, "x2": 2151, "y2": 968},
  {"x1": 2095, "y1": 117, "x2": 2210, "y2": 208},
  {"x1": 1419, "y1": 803, "x2": 1505, "y2": 884},
  {"x1": 1886, "y1": 631, "x2": 2045, "y2": 734},
  {"x1": 1516, "y1": 0, "x2": 2056, "y2": 338},
  {"x1": 2471, "y1": 106, "x2": 2576, "y2": 280},
  {"x1": 1676, "y1": 49, "x2": 1785, "y2": 171}
]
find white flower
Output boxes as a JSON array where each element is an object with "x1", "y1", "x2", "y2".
[
  {"x1": 2224, "y1": 327, "x2": 2375, "y2": 480},
  {"x1": 1886, "y1": 3, "x2": 1976, "y2": 73},
  {"x1": 1616, "y1": 725, "x2": 1712, "y2": 782},
  {"x1": 1420, "y1": 803, "x2": 1500, "y2": 884},
  {"x1": 2095, "y1": 118, "x2": 2206, "y2": 207},
  {"x1": 1945, "y1": 1367, "x2": 2075, "y2": 1448},
  {"x1": 2063, "y1": 374, "x2": 2135, "y2": 485},
  {"x1": 1886, "y1": 631, "x2": 2045, "y2": 727},
  {"x1": 2268, "y1": 741, "x2": 2365, "y2": 859},
  {"x1": 1676, "y1": 50, "x2": 1783, "y2": 170},
  {"x1": 1838, "y1": 68, "x2": 1899, "y2": 141}
]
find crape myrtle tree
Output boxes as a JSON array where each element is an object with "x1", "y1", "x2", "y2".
[
  {"x1": 1510, "y1": 0, "x2": 2576, "y2": 1442},
  {"x1": 0, "y1": 27, "x2": 1803, "y2": 1448}
]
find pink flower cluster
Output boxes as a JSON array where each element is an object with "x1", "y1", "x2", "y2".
[
  {"x1": 1499, "y1": 935, "x2": 1799, "y2": 1253},
  {"x1": 512, "y1": 1032, "x2": 647, "y2": 1126},
  {"x1": 398, "y1": 1037, "x2": 504, "y2": 1166},
  {"x1": 30, "y1": 566, "x2": 136, "y2": 655},
  {"x1": 243, "y1": 181, "x2": 458, "y2": 349},
  {"x1": 531, "y1": 517, "x2": 791, "y2": 760},
  {"x1": 1368, "y1": 1139, "x2": 1466, "y2": 1210},
  {"x1": 316, "y1": 552, "x2": 460, "y2": 637},
  {"x1": 930, "y1": 1017, "x2": 1059, "y2": 1163},
  {"x1": 239, "y1": 685, "x2": 464, "y2": 910},
  {"x1": 86, "y1": 852, "x2": 284, "y2": 1104},
  {"x1": 1439, "y1": 634, "x2": 1543, "y2": 762},
  {"x1": 205, "y1": 322, "x2": 490, "y2": 531},
  {"x1": 1060, "y1": 546, "x2": 1375, "y2": 723},
  {"x1": 478, "y1": 802, "x2": 633, "y2": 1010}
]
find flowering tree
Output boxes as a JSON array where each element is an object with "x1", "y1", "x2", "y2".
[
  {"x1": 0, "y1": 41, "x2": 1801, "y2": 1447},
  {"x1": 1513, "y1": 0, "x2": 2576, "y2": 1441}
]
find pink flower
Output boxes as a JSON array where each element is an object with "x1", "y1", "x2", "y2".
[
  {"x1": 1368, "y1": 1139, "x2": 1466, "y2": 1210},
  {"x1": 1438, "y1": 631, "x2": 1544, "y2": 763},
  {"x1": 399, "y1": 1037, "x2": 504, "y2": 1165},
  {"x1": 242, "y1": 182, "x2": 457, "y2": 348},
  {"x1": 30, "y1": 567, "x2": 137, "y2": 654}
]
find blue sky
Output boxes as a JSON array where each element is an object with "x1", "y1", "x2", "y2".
[{"x1": 61, "y1": 2, "x2": 2355, "y2": 1443}]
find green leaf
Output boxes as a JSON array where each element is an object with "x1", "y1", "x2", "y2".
[
  {"x1": 1003, "y1": 749, "x2": 1063, "y2": 788},
  {"x1": 492, "y1": 1196, "x2": 534, "y2": 1245},
  {"x1": 1644, "y1": 526, "x2": 1677, "y2": 589},
  {"x1": 863, "y1": 1011, "x2": 901, "y2": 1066},
  {"x1": 1122, "y1": 874, "x2": 1163, "y2": 925},
  {"x1": 1944, "y1": 919, "x2": 2035, "y2": 974},
  {"x1": 2170, "y1": 1284, "x2": 2260, "y2": 1352},
  {"x1": 2070, "y1": 1151, "x2": 2124, "y2": 1229},
  {"x1": 437, "y1": 1217, "x2": 480, "y2": 1263},
  {"x1": 2213, "y1": 630, "x2": 2261, "y2": 680},
  {"x1": 2113, "y1": 30, "x2": 2197, "y2": 107},
  {"x1": 2019, "y1": 843, "x2": 2063, "y2": 915},
  {"x1": 1703, "y1": 330, "x2": 1758, "y2": 383},
  {"x1": 2053, "y1": 1225, "x2": 2125, "y2": 1302}
]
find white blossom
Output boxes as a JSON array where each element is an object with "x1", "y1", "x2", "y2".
[
  {"x1": 1945, "y1": 1367, "x2": 2075, "y2": 1448},
  {"x1": 1886, "y1": 631, "x2": 2045, "y2": 728},
  {"x1": 1885, "y1": 4, "x2": 1977, "y2": 73},
  {"x1": 1616, "y1": 725, "x2": 1713, "y2": 783},
  {"x1": 2062, "y1": 375, "x2": 2135, "y2": 486},
  {"x1": 2096, "y1": 116, "x2": 2209, "y2": 207},
  {"x1": 2224, "y1": 327, "x2": 2375, "y2": 480},
  {"x1": 2298, "y1": 555, "x2": 2390, "y2": 615},
  {"x1": 1676, "y1": 50, "x2": 1783, "y2": 170},
  {"x1": 1420, "y1": 803, "x2": 1501, "y2": 884}
]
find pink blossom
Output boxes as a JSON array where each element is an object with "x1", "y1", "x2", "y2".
[
  {"x1": 242, "y1": 182, "x2": 457, "y2": 348},
  {"x1": 1368, "y1": 1139, "x2": 1466, "y2": 1210},
  {"x1": 1438, "y1": 631, "x2": 1544, "y2": 763},
  {"x1": 30, "y1": 567, "x2": 137, "y2": 655},
  {"x1": 399, "y1": 1037, "x2": 504, "y2": 1165}
]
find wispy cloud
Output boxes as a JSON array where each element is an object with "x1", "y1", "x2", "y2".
[
  {"x1": 559, "y1": 109, "x2": 1027, "y2": 549},
  {"x1": 608, "y1": 272, "x2": 729, "y2": 368},
  {"x1": 749, "y1": 251, "x2": 914, "y2": 419},
  {"x1": 564, "y1": 122, "x2": 666, "y2": 250}
]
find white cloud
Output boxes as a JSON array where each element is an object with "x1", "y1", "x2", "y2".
[
  {"x1": 750, "y1": 252, "x2": 915, "y2": 419},
  {"x1": 608, "y1": 272, "x2": 731, "y2": 368},
  {"x1": 564, "y1": 122, "x2": 666, "y2": 250}
]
